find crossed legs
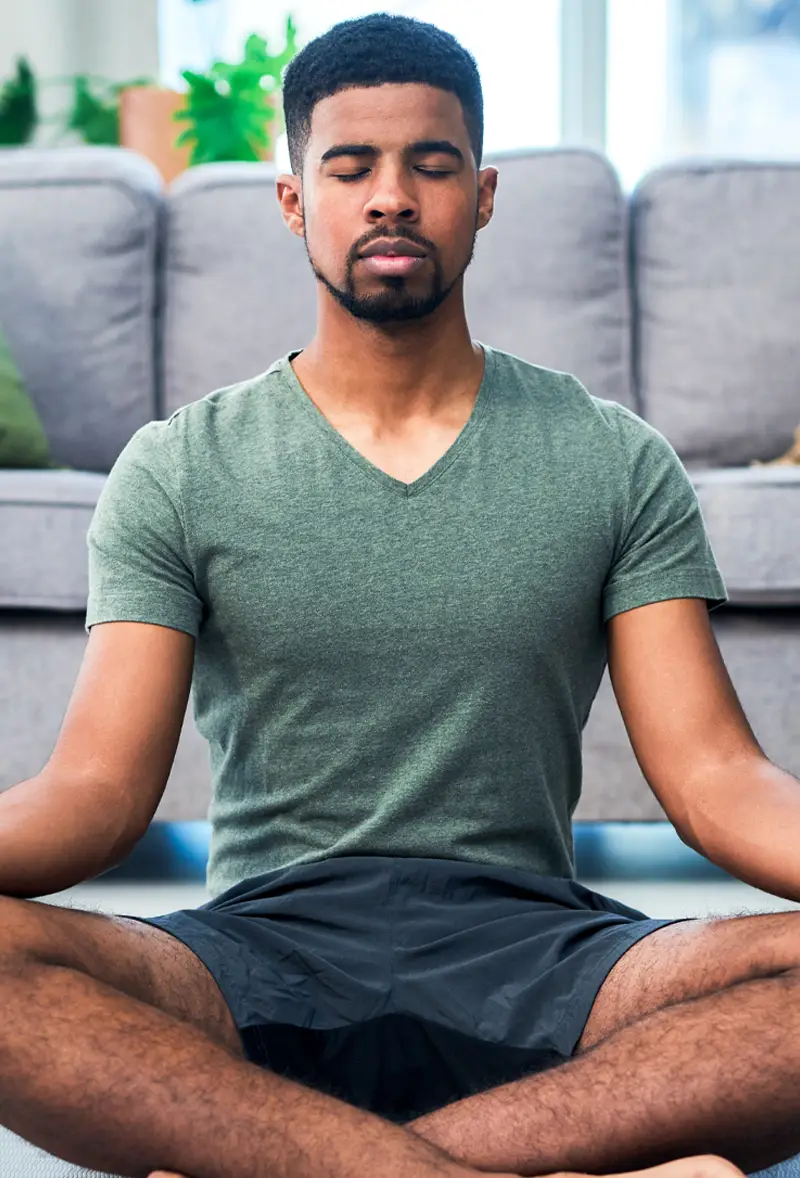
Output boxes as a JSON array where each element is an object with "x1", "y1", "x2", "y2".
[
  {"x1": 407, "y1": 910, "x2": 800, "y2": 1174},
  {"x1": 1, "y1": 896, "x2": 799, "y2": 1177}
]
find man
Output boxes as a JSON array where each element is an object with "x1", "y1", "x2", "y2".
[{"x1": 0, "y1": 13, "x2": 798, "y2": 1178}]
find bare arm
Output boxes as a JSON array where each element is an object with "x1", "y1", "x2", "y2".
[
  {"x1": 0, "y1": 621, "x2": 195, "y2": 898},
  {"x1": 608, "y1": 597, "x2": 800, "y2": 902}
]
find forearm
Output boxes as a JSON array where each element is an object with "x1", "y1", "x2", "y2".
[
  {"x1": 0, "y1": 773, "x2": 140, "y2": 898},
  {"x1": 681, "y1": 757, "x2": 800, "y2": 903}
]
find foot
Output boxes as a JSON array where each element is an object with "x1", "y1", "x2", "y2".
[
  {"x1": 145, "y1": 1155, "x2": 745, "y2": 1178},
  {"x1": 541, "y1": 1157, "x2": 745, "y2": 1178}
]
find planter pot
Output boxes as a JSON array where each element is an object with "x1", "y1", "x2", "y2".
[
  {"x1": 119, "y1": 85, "x2": 276, "y2": 184},
  {"x1": 119, "y1": 87, "x2": 194, "y2": 184}
]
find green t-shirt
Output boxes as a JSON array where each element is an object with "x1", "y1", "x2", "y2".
[{"x1": 85, "y1": 344, "x2": 727, "y2": 898}]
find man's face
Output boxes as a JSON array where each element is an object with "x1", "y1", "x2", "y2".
[{"x1": 278, "y1": 83, "x2": 497, "y2": 324}]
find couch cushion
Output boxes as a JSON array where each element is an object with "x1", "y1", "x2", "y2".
[
  {"x1": 0, "y1": 469, "x2": 105, "y2": 609},
  {"x1": 580, "y1": 607, "x2": 800, "y2": 817},
  {"x1": 465, "y1": 149, "x2": 632, "y2": 407},
  {"x1": 161, "y1": 149, "x2": 632, "y2": 415},
  {"x1": 690, "y1": 465, "x2": 800, "y2": 606},
  {"x1": 631, "y1": 161, "x2": 800, "y2": 466},
  {"x1": 0, "y1": 147, "x2": 163, "y2": 474},
  {"x1": 0, "y1": 321, "x2": 53, "y2": 468}
]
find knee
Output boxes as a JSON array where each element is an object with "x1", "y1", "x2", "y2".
[
  {"x1": 0, "y1": 894, "x2": 53, "y2": 967},
  {"x1": 735, "y1": 911, "x2": 800, "y2": 979}
]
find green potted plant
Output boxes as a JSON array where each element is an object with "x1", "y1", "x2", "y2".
[
  {"x1": 120, "y1": 16, "x2": 299, "y2": 182},
  {"x1": 66, "y1": 74, "x2": 153, "y2": 145},
  {"x1": 0, "y1": 59, "x2": 38, "y2": 145},
  {"x1": 0, "y1": 12, "x2": 299, "y2": 183},
  {"x1": 174, "y1": 20, "x2": 299, "y2": 164},
  {"x1": 0, "y1": 58, "x2": 153, "y2": 148}
]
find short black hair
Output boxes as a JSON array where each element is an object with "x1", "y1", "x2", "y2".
[{"x1": 282, "y1": 13, "x2": 484, "y2": 175}]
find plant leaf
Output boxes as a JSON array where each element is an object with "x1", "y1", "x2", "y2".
[
  {"x1": 0, "y1": 57, "x2": 38, "y2": 145},
  {"x1": 173, "y1": 19, "x2": 300, "y2": 164},
  {"x1": 66, "y1": 75, "x2": 119, "y2": 144}
]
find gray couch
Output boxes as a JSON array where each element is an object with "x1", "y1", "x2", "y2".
[{"x1": 0, "y1": 146, "x2": 798, "y2": 1177}]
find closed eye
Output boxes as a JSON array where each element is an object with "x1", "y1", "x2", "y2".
[{"x1": 334, "y1": 167, "x2": 453, "y2": 182}]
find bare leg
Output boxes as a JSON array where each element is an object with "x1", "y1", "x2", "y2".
[
  {"x1": 406, "y1": 967, "x2": 800, "y2": 1175},
  {"x1": 0, "y1": 957, "x2": 509, "y2": 1178}
]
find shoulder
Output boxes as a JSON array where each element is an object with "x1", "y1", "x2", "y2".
[
  {"x1": 121, "y1": 364, "x2": 289, "y2": 472},
  {"x1": 486, "y1": 345, "x2": 638, "y2": 442},
  {"x1": 590, "y1": 398, "x2": 685, "y2": 479},
  {"x1": 487, "y1": 345, "x2": 590, "y2": 403},
  {"x1": 158, "y1": 367, "x2": 278, "y2": 439}
]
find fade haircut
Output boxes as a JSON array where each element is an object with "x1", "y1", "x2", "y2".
[{"x1": 281, "y1": 12, "x2": 484, "y2": 176}]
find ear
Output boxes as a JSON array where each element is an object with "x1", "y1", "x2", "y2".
[
  {"x1": 476, "y1": 166, "x2": 498, "y2": 232},
  {"x1": 276, "y1": 173, "x2": 305, "y2": 238}
]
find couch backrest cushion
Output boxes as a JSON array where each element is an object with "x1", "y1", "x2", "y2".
[
  {"x1": 465, "y1": 149, "x2": 632, "y2": 408},
  {"x1": 161, "y1": 149, "x2": 632, "y2": 415},
  {"x1": 631, "y1": 161, "x2": 800, "y2": 467},
  {"x1": 161, "y1": 161, "x2": 315, "y2": 417},
  {"x1": 0, "y1": 147, "x2": 162, "y2": 473}
]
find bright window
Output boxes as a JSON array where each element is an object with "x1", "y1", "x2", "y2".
[{"x1": 607, "y1": 0, "x2": 800, "y2": 189}]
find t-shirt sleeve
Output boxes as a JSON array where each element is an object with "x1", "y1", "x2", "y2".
[
  {"x1": 85, "y1": 420, "x2": 204, "y2": 637},
  {"x1": 601, "y1": 402, "x2": 728, "y2": 622}
]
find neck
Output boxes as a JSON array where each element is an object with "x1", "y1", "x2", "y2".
[{"x1": 292, "y1": 286, "x2": 483, "y2": 430}]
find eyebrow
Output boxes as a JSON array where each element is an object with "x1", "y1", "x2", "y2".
[{"x1": 319, "y1": 140, "x2": 465, "y2": 165}]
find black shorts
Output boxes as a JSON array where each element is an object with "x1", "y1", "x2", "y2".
[{"x1": 122, "y1": 854, "x2": 685, "y2": 1124}]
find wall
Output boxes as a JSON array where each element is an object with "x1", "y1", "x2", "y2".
[{"x1": 0, "y1": 0, "x2": 159, "y2": 144}]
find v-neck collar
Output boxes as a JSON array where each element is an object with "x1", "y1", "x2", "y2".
[{"x1": 274, "y1": 343, "x2": 497, "y2": 498}]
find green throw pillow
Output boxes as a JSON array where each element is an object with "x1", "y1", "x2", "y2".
[{"x1": 0, "y1": 323, "x2": 61, "y2": 469}]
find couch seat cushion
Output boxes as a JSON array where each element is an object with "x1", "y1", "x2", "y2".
[
  {"x1": 4, "y1": 466, "x2": 796, "y2": 612},
  {"x1": 0, "y1": 469, "x2": 105, "y2": 609},
  {"x1": 691, "y1": 465, "x2": 800, "y2": 605}
]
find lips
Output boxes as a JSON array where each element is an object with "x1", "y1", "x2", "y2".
[{"x1": 360, "y1": 239, "x2": 427, "y2": 258}]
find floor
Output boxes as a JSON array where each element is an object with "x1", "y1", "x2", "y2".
[
  {"x1": 20, "y1": 819, "x2": 797, "y2": 917},
  {"x1": 37, "y1": 875, "x2": 800, "y2": 920}
]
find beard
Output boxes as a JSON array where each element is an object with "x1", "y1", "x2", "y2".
[{"x1": 303, "y1": 209, "x2": 479, "y2": 324}]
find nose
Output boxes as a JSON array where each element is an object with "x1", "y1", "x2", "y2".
[{"x1": 363, "y1": 164, "x2": 419, "y2": 224}]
